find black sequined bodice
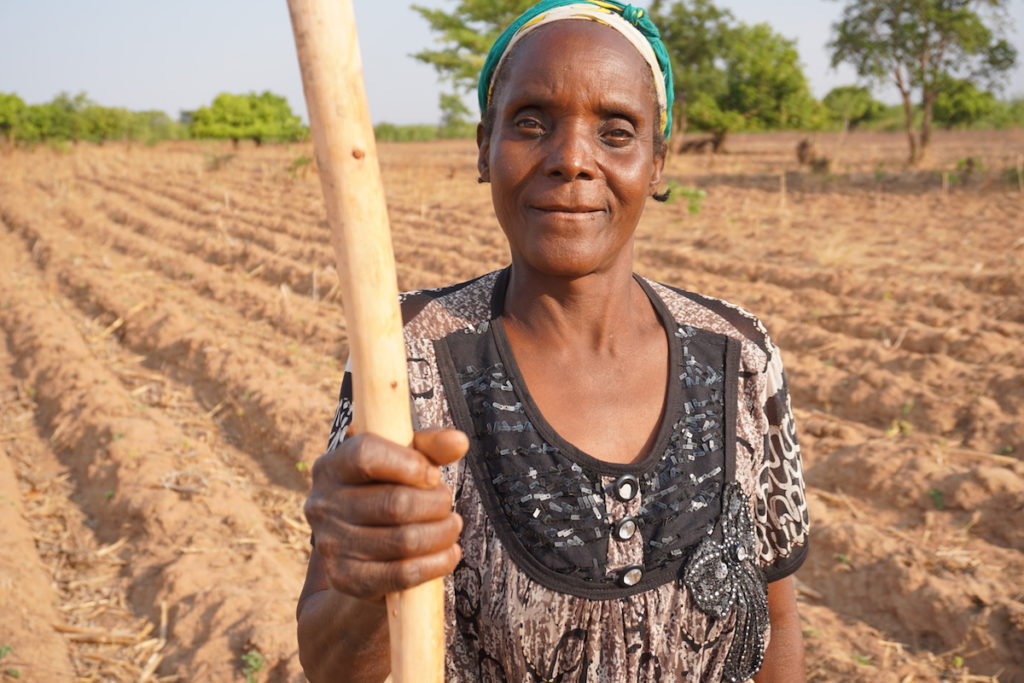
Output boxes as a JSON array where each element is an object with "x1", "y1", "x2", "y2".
[{"x1": 434, "y1": 273, "x2": 742, "y2": 600}]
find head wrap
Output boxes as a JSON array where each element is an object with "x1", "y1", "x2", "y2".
[{"x1": 478, "y1": 0, "x2": 675, "y2": 139}]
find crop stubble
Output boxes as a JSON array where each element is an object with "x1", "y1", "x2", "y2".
[{"x1": 0, "y1": 130, "x2": 1022, "y2": 681}]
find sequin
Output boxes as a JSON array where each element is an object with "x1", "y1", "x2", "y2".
[
  {"x1": 682, "y1": 483, "x2": 768, "y2": 682},
  {"x1": 448, "y1": 319, "x2": 731, "y2": 590}
]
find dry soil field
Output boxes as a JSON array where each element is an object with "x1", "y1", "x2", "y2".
[{"x1": 1, "y1": 129, "x2": 1022, "y2": 682}]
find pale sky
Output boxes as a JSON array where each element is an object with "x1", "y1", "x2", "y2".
[{"x1": 1, "y1": 0, "x2": 1022, "y2": 126}]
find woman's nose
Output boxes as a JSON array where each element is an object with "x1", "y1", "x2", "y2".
[{"x1": 543, "y1": 124, "x2": 597, "y2": 181}]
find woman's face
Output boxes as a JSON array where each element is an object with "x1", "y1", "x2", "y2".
[{"x1": 478, "y1": 20, "x2": 665, "y2": 279}]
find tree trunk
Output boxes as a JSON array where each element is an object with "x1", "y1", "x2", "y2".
[
  {"x1": 920, "y1": 88, "x2": 935, "y2": 164},
  {"x1": 711, "y1": 129, "x2": 728, "y2": 154},
  {"x1": 893, "y1": 68, "x2": 919, "y2": 165},
  {"x1": 898, "y1": 89, "x2": 918, "y2": 165}
]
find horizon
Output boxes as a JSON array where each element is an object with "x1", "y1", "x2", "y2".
[{"x1": 2, "y1": 1, "x2": 1023, "y2": 126}]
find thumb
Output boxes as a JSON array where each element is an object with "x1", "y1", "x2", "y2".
[{"x1": 413, "y1": 428, "x2": 469, "y2": 467}]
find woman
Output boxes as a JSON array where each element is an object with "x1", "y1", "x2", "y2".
[{"x1": 298, "y1": 2, "x2": 809, "y2": 681}]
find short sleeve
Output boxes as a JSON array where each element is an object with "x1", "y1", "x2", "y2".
[
  {"x1": 325, "y1": 361, "x2": 354, "y2": 455},
  {"x1": 754, "y1": 344, "x2": 809, "y2": 582}
]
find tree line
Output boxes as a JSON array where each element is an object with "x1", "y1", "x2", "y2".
[
  {"x1": 4, "y1": 0, "x2": 1019, "y2": 161},
  {"x1": 412, "y1": 0, "x2": 1020, "y2": 163},
  {"x1": 0, "y1": 91, "x2": 308, "y2": 147}
]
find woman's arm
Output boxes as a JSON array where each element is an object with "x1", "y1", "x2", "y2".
[
  {"x1": 296, "y1": 430, "x2": 467, "y2": 682},
  {"x1": 754, "y1": 576, "x2": 806, "y2": 682},
  {"x1": 297, "y1": 552, "x2": 390, "y2": 683}
]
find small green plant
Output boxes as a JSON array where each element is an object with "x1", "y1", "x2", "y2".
[
  {"x1": 955, "y1": 156, "x2": 985, "y2": 173},
  {"x1": 104, "y1": 490, "x2": 115, "y2": 501},
  {"x1": 996, "y1": 445, "x2": 1014, "y2": 455},
  {"x1": 295, "y1": 462, "x2": 310, "y2": 472},
  {"x1": 900, "y1": 400, "x2": 915, "y2": 417},
  {"x1": 852, "y1": 653, "x2": 873, "y2": 666},
  {"x1": 802, "y1": 627, "x2": 820, "y2": 638},
  {"x1": 662, "y1": 179, "x2": 707, "y2": 214},
  {"x1": 241, "y1": 649, "x2": 265, "y2": 683},
  {"x1": 886, "y1": 419, "x2": 913, "y2": 438},
  {"x1": 4, "y1": 668, "x2": 21, "y2": 679},
  {"x1": 288, "y1": 154, "x2": 314, "y2": 179},
  {"x1": 834, "y1": 553, "x2": 850, "y2": 566},
  {"x1": 0, "y1": 646, "x2": 12, "y2": 660},
  {"x1": 953, "y1": 655, "x2": 965, "y2": 668},
  {"x1": 928, "y1": 488, "x2": 946, "y2": 510},
  {"x1": 204, "y1": 152, "x2": 236, "y2": 172}
]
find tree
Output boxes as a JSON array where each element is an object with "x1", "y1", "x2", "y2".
[
  {"x1": 823, "y1": 85, "x2": 886, "y2": 130},
  {"x1": 649, "y1": 0, "x2": 735, "y2": 138},
  {"x1": 412, "y1": 2, "x2": 536, "y2": 93},
  {"x1": 652, "y1": 1, "x2": 823, "y2": 151},
  {"x1": 829, "y1": 0, "x2": 1017, "y2": 164},
  {"x1": 932, "y1": 76, "x2": 997, "y2": 128},
  {"x1": 438, "y1": 92, "x2": 474, "y2": 138},
  {"x1": 0, "y1": 93, "x2": 26, "y2": 141},
  {"x1": 190, "y1": 92, "x2": 306, "y2": 146},
  {"x1": 414, "y1": 0, "x2": 822, "y2": 153}
]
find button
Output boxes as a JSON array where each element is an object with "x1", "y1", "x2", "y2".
[
  {"x1": 731, "y1": 544, "x2": 749, "y2": 562},
  {"x1": 614, "y1": 474, "x2": 639, "y2": 502},
  {"x1": 613, "y1": 517, "x2": 638, "y2": 542},
  {"x1": 619, "y1": 565, "x2": 644, "y2": 587}
]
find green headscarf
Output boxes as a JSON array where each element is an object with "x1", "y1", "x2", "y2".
[{"x1": 477, "y1": 0, "x2": 675, "y2": 139}]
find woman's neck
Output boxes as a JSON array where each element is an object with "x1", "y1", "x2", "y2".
[{"x1": 501, "y1": 255, "x2": 655, "y2": 356}]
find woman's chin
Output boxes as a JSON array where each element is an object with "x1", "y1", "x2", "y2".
[{"x1": 513, "y1": 244, "x2": 627, "y2": 280}]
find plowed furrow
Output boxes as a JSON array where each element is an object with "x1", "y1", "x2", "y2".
[
  {"x1": 1, "y1": 201, "x2": 334, "y2": 477},
  {"x1": 0, "y1": 226, "x2": 305, "y2": 679}
]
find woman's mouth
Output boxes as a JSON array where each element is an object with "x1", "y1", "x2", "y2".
[{"x1": 532, "y1": 205, "x2": 605, "y2": 215}]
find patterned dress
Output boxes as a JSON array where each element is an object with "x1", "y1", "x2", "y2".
[{"x1": 324, "y1": 268, "x2": 809, "y2": 682}]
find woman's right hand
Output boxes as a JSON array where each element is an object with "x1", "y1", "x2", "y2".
[{"x1": 303, "y1": 428, "x2": 469, "y2": 602}]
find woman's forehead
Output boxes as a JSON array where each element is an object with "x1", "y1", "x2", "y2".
[{"x1": 495, "y1": 21, "x2": 655, "y2": 105}]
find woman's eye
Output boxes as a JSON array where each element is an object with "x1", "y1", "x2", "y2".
[
  {"x1": 515, "y1": 118, "x2": 543, "y2": 133},
  {"x1": 605, "y1": 127, "x2": 635, "y2": 143}
]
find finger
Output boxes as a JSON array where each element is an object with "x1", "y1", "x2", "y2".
[
  {"x1": 337, "y1": 482, "x2": 453, "y2": 525},
  {"x1": 330, "y1": 545, "x2": 463, "y2": 600},
  {"x1": 413, "y1": 428, "x2": 470, "y2": 467},
  {"x1": 341, "y1": 515, "x2": 463, "y2": 561},
  {"x1": 328, "y1": 433, "x2": 440, "y2": 488}
]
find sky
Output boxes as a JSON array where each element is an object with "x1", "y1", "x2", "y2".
[{"x1": 1, "y1": 0, "x2": 1023, "y2": 126}]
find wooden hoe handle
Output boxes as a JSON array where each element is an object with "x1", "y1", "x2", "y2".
[{"x1": 286, "y1": 1, "x2": 445, "y2": 681}]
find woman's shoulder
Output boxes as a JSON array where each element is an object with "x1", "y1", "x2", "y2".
[
  {"x1": 398, "y1": 269, "x2": 503, "y2": 341},
  {"x1": 641, "y1": 276, "x2": 779, "y2": 369}
]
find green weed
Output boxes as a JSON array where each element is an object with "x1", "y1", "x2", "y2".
[
  {"x1": 241, "y1": 649, "x2": 265, "y2": 683},
  {"x1": 662, "y1": 179, "x2": 707, "y2": 214},
  {"x1": 288, "y1": 154, "x2": 314, "y2": 179},
  {"x1": 204, "y1": 152, "x2": 236, "y2": 172},
  {"x1": 928, "y1": 488, "x2": 946, "y2": 510},
  {"x1": 886, "y1": 419, "x2": 913, "y2": 438}
]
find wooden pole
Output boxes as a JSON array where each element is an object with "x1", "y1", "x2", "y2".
[{"x1": 286, "y1": 2, "x2": 445, "y2": 681}]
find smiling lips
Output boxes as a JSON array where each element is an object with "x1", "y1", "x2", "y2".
[{"x1": 533, "y1": 204, "x2": 605, "y2": 214}]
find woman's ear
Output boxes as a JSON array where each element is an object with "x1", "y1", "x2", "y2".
[
  {"x1": 476, "y1": 122, "x2": 490, "y2": 183},
  {"x1": 648, "y1": 148, "x2": 666, "y2": 195}
]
